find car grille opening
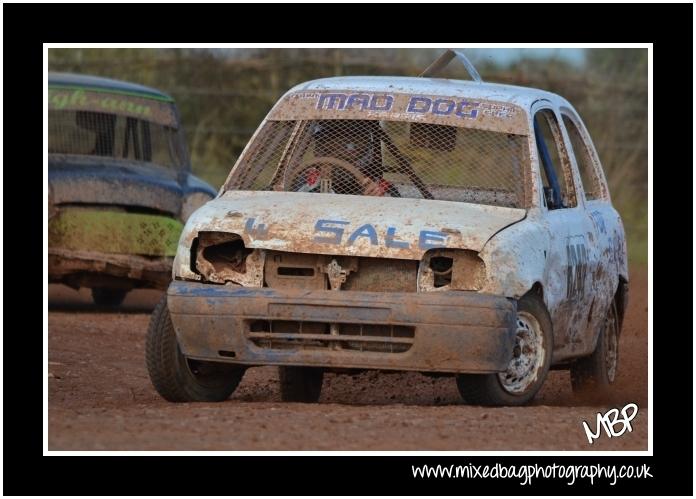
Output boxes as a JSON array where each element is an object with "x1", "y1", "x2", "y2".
[
  {"x1": 277, "y1": 266, "x2": 315, "y2": 277},
  {"x1": 246, "y1": 319, "x2": 414, "y2": 353}
]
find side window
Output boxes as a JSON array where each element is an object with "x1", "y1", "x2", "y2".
[
  {"x1": 562, "y1": 114, "x2": 603, "y2": 200},
  {"x1": 533, "y1": 109, "x2": 577, "y2": 210}
]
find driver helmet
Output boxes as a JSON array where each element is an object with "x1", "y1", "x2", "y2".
[{"x1": 311, "y1": 120, "x2": 379, "y2": 176}]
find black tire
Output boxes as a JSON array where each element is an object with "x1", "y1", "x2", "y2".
[
  {"x1": 279, "y1": 366, "x2": 324, "y2": 403},
  {"x1": 145, "y1": 296, "x2": 245, "y2": 402},
  {"x1": 570, "y1": 301, "x2": 619, "y2": 396},
  {"x1": 456, "y1": 294, "x2": 553, "y2": 406},
  {"x1": 91, "y1": 287, "x2": 127, "y2": 307}
]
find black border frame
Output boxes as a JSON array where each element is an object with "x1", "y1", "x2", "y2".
[{"x1": 4, "y1": 2, "x2": 692, "y2": 495}]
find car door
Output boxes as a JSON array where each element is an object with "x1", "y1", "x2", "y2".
[
  {"x1": 531, "y1": 102, "x2": 598, "y2": 361},
  {"x1": 558, "y1": 108, "x2": 621, "y2": 353}
]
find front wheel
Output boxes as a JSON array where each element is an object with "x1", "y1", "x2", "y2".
[
  {"x1": 145, "y1": 296, "x2": 245, "y2": 402},
  {"x1": 456, "y1": 294, "x2": 553, "y2": 406}
]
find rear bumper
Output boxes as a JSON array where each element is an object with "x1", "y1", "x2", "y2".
[{"x1": 167, "y1": 281, "x2": 518, "y2": 374}]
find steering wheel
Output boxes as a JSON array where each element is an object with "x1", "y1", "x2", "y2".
[{"x1": 285, "y1": 156, "x2": 374, "y2": 194}]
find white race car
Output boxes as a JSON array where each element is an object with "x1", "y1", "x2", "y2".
[{"x1": 146, "y1": 50, "x2": 628, "y2": 406}]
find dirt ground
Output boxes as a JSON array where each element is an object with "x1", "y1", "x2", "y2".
[{"x1": 48, "y1": 268, "x2": 648, "y2": 451}]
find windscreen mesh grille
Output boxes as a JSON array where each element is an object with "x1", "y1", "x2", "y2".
[{"x1": 227, "y1": 119, "x2": 530, "y2": 208}]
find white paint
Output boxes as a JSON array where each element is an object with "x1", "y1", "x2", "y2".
[{"x1": 289, "y1": 75, "x2": 558, "y2": 109}]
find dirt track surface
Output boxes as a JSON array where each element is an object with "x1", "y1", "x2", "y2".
[{"x1": 48, "y1": 268, "x2": 648, "y2": 451}]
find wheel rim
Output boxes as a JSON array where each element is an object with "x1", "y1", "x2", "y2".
[
  {"x1": 604, "y1": 306, "x2": 618, "y2": 383},
  {"x1": 498, "y1": 311, "x2": 545, "y2": 394}
]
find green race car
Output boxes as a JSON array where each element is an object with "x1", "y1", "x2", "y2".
[{"x1": 48, "y1": 73, "x2": 216, "y2": 306}]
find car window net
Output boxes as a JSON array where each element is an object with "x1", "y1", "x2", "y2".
[{"x1": 227, "y1": 119, "x2": 530, "y2": 208}]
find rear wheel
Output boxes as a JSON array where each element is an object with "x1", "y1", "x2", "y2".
[
  {"x1": 146, "y1": 296, "x2": 245, "y2": 402},
  {"x1": 279, "y1": 366, "x2": 324, "y2": 403},
  {"x1": 91, "y1": 287, "x2": 127, "y2": 307},
  {"x1": 456, "y1": 294, "x2": 553, "y2": 406},
  {"x1": 570, "y1": 301, "x2": 619, "y2": 396}
]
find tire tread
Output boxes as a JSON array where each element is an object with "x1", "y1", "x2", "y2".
[{"x1": 145, "y1": 296, "x2": 244, "y2": 402}]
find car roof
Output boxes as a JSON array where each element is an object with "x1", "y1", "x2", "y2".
[
  {"x1": 288, "y1": 76, "x2": 566, "y2": 110},
  {"x1": 48, "y1": 72, "x2": 174, "y2": 102}
]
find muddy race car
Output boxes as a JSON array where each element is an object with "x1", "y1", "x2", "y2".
[
  {"x1": 146, "y1": 51, "x2": 628, "y2": 406},
  {"x1": 48, "y1": 73, "x2": 216, "y2": 306}
]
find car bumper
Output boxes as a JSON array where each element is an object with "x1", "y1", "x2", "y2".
[
  {"x1": 167, "y1": 281, "x2": 518, "y2": 374},
  {"x1": 48, "y1": 248, "x2": 173, "y2": 289}
]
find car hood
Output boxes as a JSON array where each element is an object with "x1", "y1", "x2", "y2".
[
  {"x1": 182, "y1": 190, "x2": 526, "y2": 259},
  {"x1": 49, "y1": 156, "x2": 184, "y2": 216}
]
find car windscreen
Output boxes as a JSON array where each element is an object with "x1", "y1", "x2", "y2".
[
  {"x1": 48, "y1": 87, "x2": 187, "y2": 169},
  {"x1": 225, "y1": 92, "x2": 531, "y2": 208}
]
